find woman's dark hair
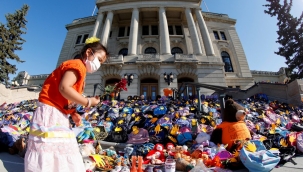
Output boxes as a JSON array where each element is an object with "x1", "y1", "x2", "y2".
[{"x1": 75, "y1": 41, "x2": 108, "y2": 60}]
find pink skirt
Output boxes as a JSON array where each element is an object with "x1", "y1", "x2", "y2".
[{"x1": 24, "y1": 102, "x2": 85, "y2": 172}]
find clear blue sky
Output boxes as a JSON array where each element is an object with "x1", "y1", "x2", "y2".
[{"x1": 0, "y1": 0, "x2": 302, "y2": 81}]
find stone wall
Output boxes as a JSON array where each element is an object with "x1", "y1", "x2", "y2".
[
  {"x1": 0, "y1": 84, "x2": 39, "y2": 104},
  {"x1": 230, "y1": 79, "x2": 303, "y2": 106}
]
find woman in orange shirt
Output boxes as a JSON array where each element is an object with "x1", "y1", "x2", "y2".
[{"x1": 24, "y1": 37, "x2": 108, "y2": 172}]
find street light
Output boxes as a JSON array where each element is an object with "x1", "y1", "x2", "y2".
[
  {"x1": 164, "y1": 72, "x2": 174, "y2": 85},
  {"x1": 124, "y1": 74, "x2": 134, "y2": 86}
]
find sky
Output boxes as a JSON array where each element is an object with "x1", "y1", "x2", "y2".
[{"x1": 0, "y1": 0, "x2": 302, "y2": 81}]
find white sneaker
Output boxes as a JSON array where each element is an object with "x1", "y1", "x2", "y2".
[{"x1": 120, "y1": 166, "x2": 130, "y2": 172}]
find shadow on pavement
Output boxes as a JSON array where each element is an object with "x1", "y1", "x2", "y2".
[{"x1": 0, "y1": 152, "x2": 24, "y2": 172}]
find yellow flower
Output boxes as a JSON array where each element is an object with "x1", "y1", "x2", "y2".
[{"x1": 85, "y1": 36, "x2": 100, "y2": 44}]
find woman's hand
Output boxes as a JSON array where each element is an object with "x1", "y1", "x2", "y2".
[{"x1": 71, "y1": 112, "x2": 82, "y2": 127}]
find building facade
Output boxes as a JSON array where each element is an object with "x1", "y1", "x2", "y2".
[
  {"x1": 56, "y1": 0, "x2": 256, "y2": 100},
  {"x1": 13, "y1": 0, "x2": 287, "y2": 100}
]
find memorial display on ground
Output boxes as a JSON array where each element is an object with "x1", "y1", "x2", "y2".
[{"x1": 1, "y1": 91, "x2": 302, "y2": 172}]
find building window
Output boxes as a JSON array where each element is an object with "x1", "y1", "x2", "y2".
[
  {"x1": 127, "y1": 27, "x2": 130, "y2": 36},
  {"x1": 168, "y1": 25, "x2": 183, "y2": 35},
  {"x1": 118, "y1": 27, "x2": 125, "y2": 37},
  {"x1": 76, "y1": 35, "x2": 82, "y2": 44},
  {"x1": 220, "y1": 32, "x2": 227, "y2": 40},
  {"x1": 142, "y1": 26, "x2": 149, "y2": 35},
  {"x1": 75, "y1": 34, "x2": 89, "y2": 45},
  {"x1": 144, "y1": 47, "x2": 157, "y2": 54},
  {"x1": 151, "y1": 25, "x2": 158, "y2": 35},
  {"x1": 168, "y1": 26, "x2": 174, "y2": 35},
  {"x1": 82, "y1": 34, "x2": 89, "y2": 43},
  {"x1": 175, "y1": 26, "x2": 183, "y2": 35},
  {"x1": 118, "y1": 26, "x2": 130, "y2": 37},
  {"x1": 171, "y1": 47, "x2": 183, "y2": 55},
  {"x1": 118, "y1": 48, "x2": 128, "y2": 56},
  {"x1": 213, "y1": 31, "x2": 220, "y2": 40},
  {"x1": 221, "y1": 51, "x2": 234, "y2": 72},
  {"x1": 236, "y1": 86, "x2": 240, "y2": 89},
  {"x1": 142, "y1": 25, "x2": 159, "y2": 36},
  {"x1": 228, "y1": 86, "x2": 233, "y2": 88}
]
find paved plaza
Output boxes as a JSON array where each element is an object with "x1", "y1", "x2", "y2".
[{"x1": 1, "y1": 152, "x2": 303, "y2": 172}]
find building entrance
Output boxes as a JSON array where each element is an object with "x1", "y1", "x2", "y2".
[{"x1": 140, "y1": 78, "x2": 158, "y2": 100}]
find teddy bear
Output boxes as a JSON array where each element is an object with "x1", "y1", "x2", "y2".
[
  {"x1": 8, "y1": 137, "x2": 26, "y2": 157},
  {"x1": 210, "y1": 99, "x2": 251, "y2": 151}
]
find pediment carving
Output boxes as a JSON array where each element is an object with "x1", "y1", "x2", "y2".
[
  {"x1": 176, "y1": 63, "x2": 197, "y2": 75},
  {"x1": 138, "y1": 63, "x2": 160, "y2": 76},
  {"x1": 101, "y1": 65, "x2": 122, "y2": 77}
]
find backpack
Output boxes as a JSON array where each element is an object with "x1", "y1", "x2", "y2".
[
  {"x1": 177, "y1": 132, "x2": 193, "y2": 145},
  {"x1": 239, "y1": 140, "x2": 280, "y2": 172},
  {"x1": 107, "y1": 126, "x2": 128, "y2": 143},
  {"x1": 148, "y1": 126, "x2": 169, "y2": 144}
]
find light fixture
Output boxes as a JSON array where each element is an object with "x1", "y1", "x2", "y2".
[
  {"x1": 164, "y1": 72, "x2": 174, "y2": 85},
  {"x1": 124, "y1": 73, "x2": 134, "y2": 86}
]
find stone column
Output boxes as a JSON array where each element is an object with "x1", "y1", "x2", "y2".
[
  {"x1": 100, "y1": 11, "x2": 113, "y2": 46},
  {"x1": 195, "y1": 9, "x2": 215, "y2": 56},
  {"x1": 128, "y1": 8, "x2": 139, "y2": 55},
  {"x1": 185, "y1": 8, "x2": 202, "y2": 55},
  {"x1": 92, "y1": 9, "x2": 104, "y2": 37},
  {"x1": 159, "y1": 7, "x2": 171, "y2": 55}
]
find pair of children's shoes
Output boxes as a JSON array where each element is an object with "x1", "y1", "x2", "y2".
[{"x1": 111, "y1": 166, "x2": 130, "y2": 172}]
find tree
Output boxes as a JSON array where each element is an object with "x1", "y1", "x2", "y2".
[
  {"x1": 264, "y1": 0, "x2": 303, "y2": 81},
  {"x1": 0, "y1": 4, "x2": 29, "y2": 85}
]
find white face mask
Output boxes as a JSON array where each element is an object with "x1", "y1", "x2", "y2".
[{"x1": 85, "y1": 51, "x2": 101, "y2": 73}]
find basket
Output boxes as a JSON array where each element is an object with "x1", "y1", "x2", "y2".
[{"x1": 93, "y1": 126, "x2": 108, "y2": 141}]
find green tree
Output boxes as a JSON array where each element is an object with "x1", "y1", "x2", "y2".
[
  {"x1": 0, "y1": 4, "x2": 29, "y2": 85},
  {"x1": 264, "y1": 0, "x2": 303, "y2": 81}
]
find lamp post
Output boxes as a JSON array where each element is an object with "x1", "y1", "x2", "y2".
[
  {"x1": 124, "y1": 74, "x2": 134, "y2": 86},
  {"x1": 164, "y1": 72, "x2": 174, "y2": 85},
  {"x1": 171, "y1": 88, "x2": 177, "y2": 100}
]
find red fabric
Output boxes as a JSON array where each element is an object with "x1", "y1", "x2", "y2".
[
  {"x1": 39, "y1": 59, "x2": 86, "y2": 115},
  {"x1": 143, "y1": 144, "x2": 165, "y2": 164}
]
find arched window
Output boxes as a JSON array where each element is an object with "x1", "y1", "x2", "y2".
[
  {"x1": 118, "y1": 48, "x2": 128, "y2": 56},
  {"x1": 221, "y1": 51, "x2": 234, "y2": 72},
  {"x1": 144, "y1": 47, "x2": 157, "y2": 54},
  {"x1": 171, "y1": 47, "x2": 183, "y2": 55}
]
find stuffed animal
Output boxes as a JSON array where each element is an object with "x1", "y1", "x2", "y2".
[
  {"x1": 77, "y1": 127, "x2": 96, "y2": 142},
  {"x1": 83, "y1": 157, "x2": 96, "y2": 172},
  {"x1": 143, "y1": 143, "x2": 165, "y2": 164},
  {"x1": 210, "y1": 99, "x2": 251, "y2": 151},
  {"x1": 79, "y1": 141, "x2": 96, "y2": 158}
]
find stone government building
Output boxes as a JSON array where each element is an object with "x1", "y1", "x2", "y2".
[{"x1": 12, "y1": 0, "x2": 289, "y2": 101}]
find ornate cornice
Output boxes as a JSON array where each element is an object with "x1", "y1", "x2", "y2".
[
  {"x1": 66, "y1": 16, "x2": 96, "y2": 30},
  {"x1": 202, "y1": 12, "x2": 236, "y2": 25},
  {"x1": 96, "y1": 0, "x2": 201, "y2": 7},
  {"x1": 251, "y1": 67, "x2": 286, "y2": 76}
]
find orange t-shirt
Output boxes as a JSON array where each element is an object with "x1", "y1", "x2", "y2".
[
  {"x1": 216, "y1": 121, "x2": 251, "y2": 150},
  {"x1": 39, "y1": 59, "x2": 86, "y2": 115}
]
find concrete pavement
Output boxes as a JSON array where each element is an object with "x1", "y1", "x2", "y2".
[{"x1": 1, "y1": 152, "x2": 303, "y2": 172}]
